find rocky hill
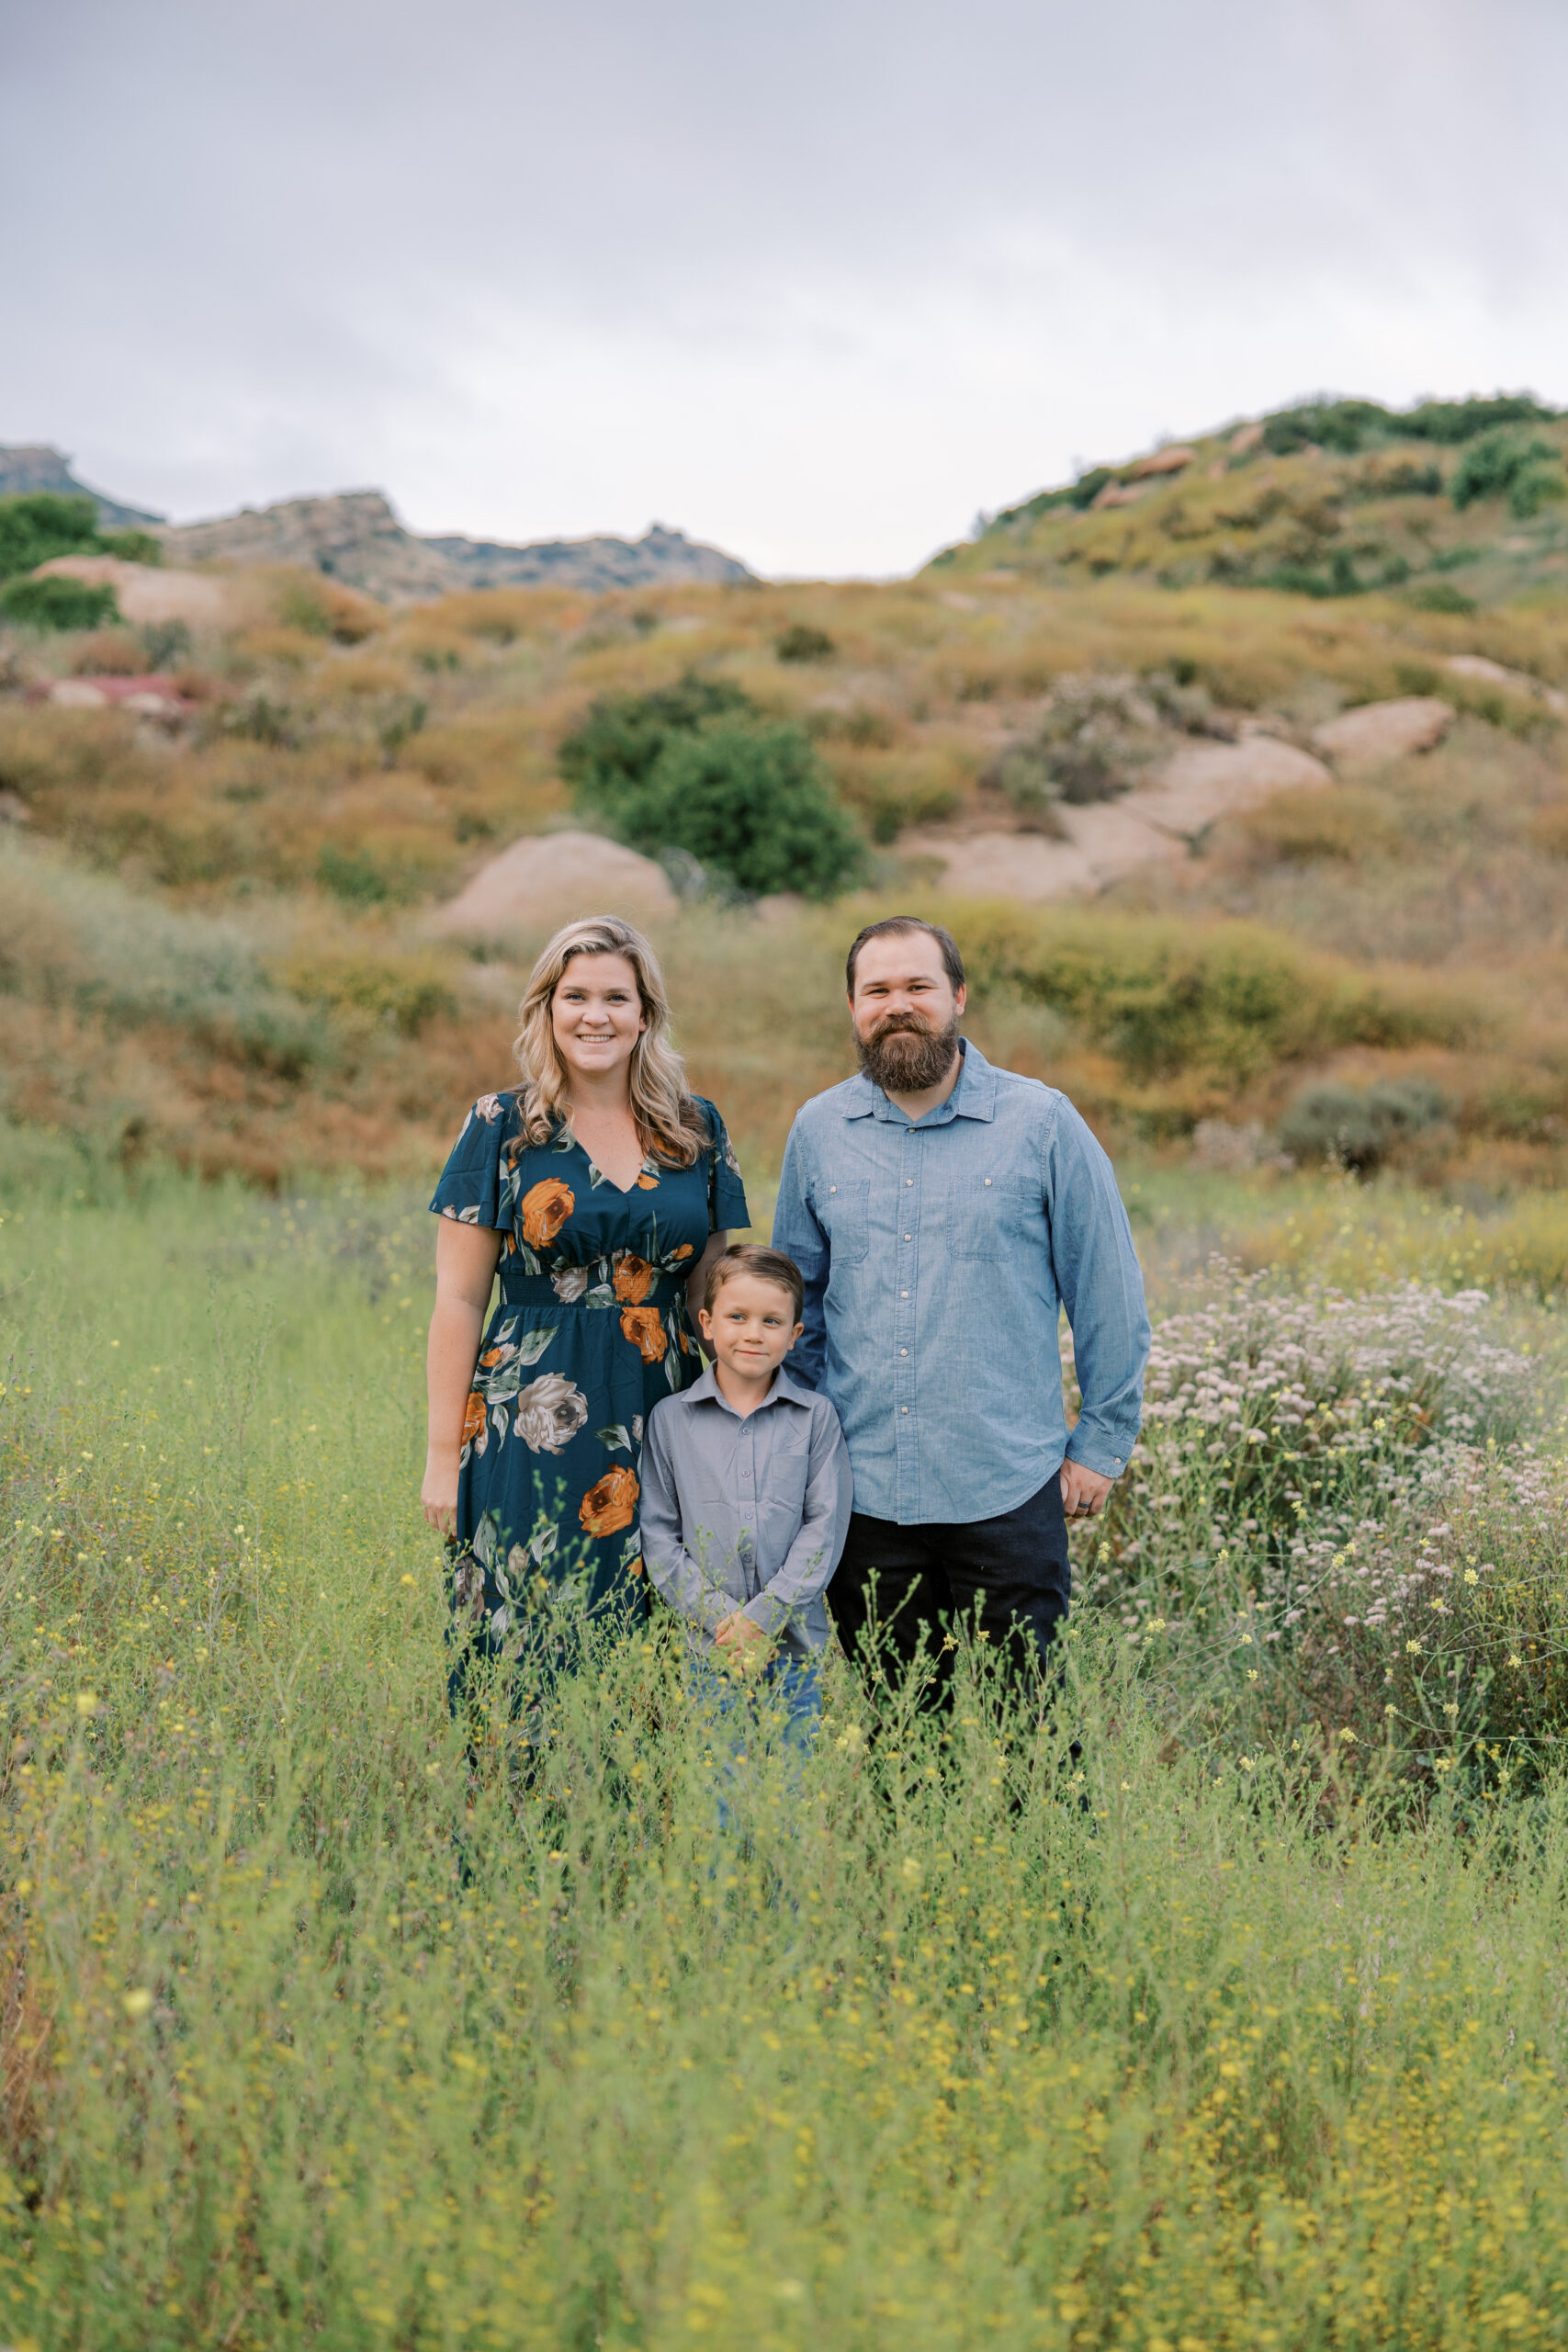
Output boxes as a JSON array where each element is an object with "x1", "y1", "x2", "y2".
[
  {"x1": 935, "y1": 392, "x2": 1568, "y2": 612},
  {"x1": 0, "y1": 444, "x2": 164, "y2": 530},
  {"x1": 0, "y1": 449, "x2": 755, "y2": 601},
  {"x1": 154, "y1": 489, "x2": 753, "y2": 601}
]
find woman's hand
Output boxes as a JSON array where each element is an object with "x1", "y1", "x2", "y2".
[
  {"x1": 423, "y1": 1217, "x2": 502, "y2": 1529},
  {"x1": 422, "y1": 1453, "x2": 460, "y2": 1533}
]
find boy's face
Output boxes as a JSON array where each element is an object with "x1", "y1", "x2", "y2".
[{"x1": 698, "y1": 1273, "x2": 803, "y2": 1384}]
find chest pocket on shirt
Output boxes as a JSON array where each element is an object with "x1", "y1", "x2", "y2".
[
  {"x1": 759, "y1": 1430, "x2": 813, "y2": 1542},
  {"x1": 948, "y1": 1173, "x2": 1036, "y2": 1260},
  {"x1": 817, "y1": 1179, "x2": 869, "y2": 1267}
]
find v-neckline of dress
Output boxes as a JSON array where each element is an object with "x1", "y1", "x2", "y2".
[{"x1": 586, "y1": 1159, "x2": 640, "y2": 1197}]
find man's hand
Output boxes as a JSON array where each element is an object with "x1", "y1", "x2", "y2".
[
  {"x1": 716, "y1": 1611, "x2": 771, "y2": 1671},
  {"x1": 1060, "y1": 1459, "x2": 1114, "y2": 1524}
]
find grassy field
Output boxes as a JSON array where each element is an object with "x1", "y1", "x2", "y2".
[{"x1": 4, "y1": 1153, "x2": 1568, "y2": 2348}]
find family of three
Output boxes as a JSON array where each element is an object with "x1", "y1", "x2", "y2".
[{"x1": 422, "y1": 912, "x2": 1150, "y2": 1734}]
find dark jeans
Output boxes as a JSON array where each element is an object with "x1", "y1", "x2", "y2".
[{"x1": 829, "y1": 1471, "x2": 1071, "y2": 1703}]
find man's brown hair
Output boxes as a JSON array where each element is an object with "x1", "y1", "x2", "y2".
[
  {"x1": 703, "y1": 1243, "x2": 805, "y2": 1320},
  {"x1": 845, "y1": 916, "x2": 965, "y2": 998}
]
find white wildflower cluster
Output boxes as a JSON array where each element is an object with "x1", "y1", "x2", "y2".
[
  {"x1": 1090, "y1": 1269, "x2": 1541, "y2": 1655},
  {"x1": 1142, "y1": 1272, "x2": 1532, "y2": 1450}
]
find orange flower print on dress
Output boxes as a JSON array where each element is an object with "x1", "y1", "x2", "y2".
[
  {"x1": 619, "y1": 1305, "x2": 668, "y2": 1363},
  {"x1": 461, "y1": 1391, "x2": 487, "y2": 1446},
  {"x1": 520, "y1": 1178, "x2": 574, "y2": 1250},
  {"x1": 624, "y1": 1553, "x2": 645, "y2": 1577},
  {"x1": 672, "y1": 1243, "x2": 693, "y2": 1261},
  {"x1": 580, "y1": 1465, "x2": 639, "y2": 1539},
  {"x1": 613, "y1": 1252, "x2": 655, "y2": 1304},
  {"x1": 636, "y1": 1171, "x2": 660, "y2": 1191}
]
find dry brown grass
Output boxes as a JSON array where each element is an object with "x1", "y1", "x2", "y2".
[{"x1": 1, "y1": 560, "x2": 1567, "y2": 1192}]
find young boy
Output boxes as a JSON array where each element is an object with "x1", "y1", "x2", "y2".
[{"x1": 639, "y1": 1243, "x2": 852, "y2": 1736}]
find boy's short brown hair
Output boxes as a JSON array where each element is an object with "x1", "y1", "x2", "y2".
[{"x1": 702, "y1": 1242, "x2": 805, "y2": 1320}]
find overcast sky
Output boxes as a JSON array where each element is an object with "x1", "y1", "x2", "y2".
[{"x1": 4, "y1": 0, "x2": 1566, "y2": 576}]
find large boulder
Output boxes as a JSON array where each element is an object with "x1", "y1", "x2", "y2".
[
  {"x1": 428, "y1": 830, "x2": 676, "y2": 938},
  {"x1": 1310, "y1": 697, "x2": 1454, "y2": 769},
  {"x1": 33, "y1": 555, "x2": 240, "y2": 629}
]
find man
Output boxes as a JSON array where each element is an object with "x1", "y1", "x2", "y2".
[{"x1": 772, "y1": 916, "x2": 1149, "y2": 1693}]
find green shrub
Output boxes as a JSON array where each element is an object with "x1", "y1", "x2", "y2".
[
  {"x1": 558, "y1": 671, "x2": 753, "y2": 803},
  {"x1": 0, "y1": 491, "x2": 102, "y2": 582},
  {"x1": 1450, "y1": 431, "x2": 1565, "y2": 513},
  {"x1": 0, "y1": 574, "x2": 118, "y2": 631},
  {"x1": 99, "y1": 528, "x2": 164, "y2": 565},
  {"x1": 1403, "y1": 392, "x2": 1557, "y2": 444},
  {"x1": 316, "y1": 844, "x2": 392, "y2": 905},
  {"x1": 774, "y1": 623, "x2": 835, "y2": 663},
  {"x1": 610, "y1": 719, "x2": 869, "y2": 899},
  {"x1": 280, "y1": 949, "x2": 457, "y2": 1036},
  {"x1": 949, "y1": 908, "x2": 1476, "y2": 1091},
  {"x1": 1278, "y1": 1075, "x2": 1450, "y2": 1175},
  {"x1": 1404, "y1": 582, "x2": 1477, "y2": 616},
  {"x1": 562, "y1": 673, "x2": 869, "y2": 898},
  {"x1": 141, "y1": 617, "x2": 192, "y2": 670},
  {"x1": 1379, "y1": 462, "x2": 1444, "y2": 496}
]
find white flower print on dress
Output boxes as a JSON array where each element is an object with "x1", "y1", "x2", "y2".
[
  {"x1": 513, "y1": 1374, "x2": 590, "y2": 1454},
  {"x1": 551, "y1": 1264, "x2": 591, "y2": 1302}
]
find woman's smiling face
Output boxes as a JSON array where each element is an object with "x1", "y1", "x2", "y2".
[{"x1": 551, "y1": 952, "x2": 647, "y2": 1087}]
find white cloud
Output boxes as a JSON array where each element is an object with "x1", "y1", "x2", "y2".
[{"x1": 2, "y1": 0, "x2": 1564, "y2": 574}]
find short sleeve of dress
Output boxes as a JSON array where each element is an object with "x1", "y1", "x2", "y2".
[
  {"x1": 428, "y1": 1091, "x2": 514, "y2": 1231},
  {"x1": 697, "y1": 1098, "x2": 750, "y2": 1234}
]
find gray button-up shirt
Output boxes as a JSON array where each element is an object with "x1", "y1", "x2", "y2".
[
  {"x1": 639, "y1": 1364, "x2": 852, "y2": 1657},
  {"x1": 771, "y1": 1038, "x2": 1149, "y2": 1526}
]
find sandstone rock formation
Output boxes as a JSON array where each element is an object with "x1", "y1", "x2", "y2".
[
  {"x1": 1310, "y1": 697, "x2": 1455, "y2": 769},
  {"x1": 899, "y1": 731, "x2": 1331, "y2": 901},
  {"x1": 427, "y1": 831, "x2": 676, "y2": 939},
  {"x1": 156, "y1": 492, "x2": 753, "y2": 605},
  {"x1": 34, "y1": 555, "x2": 245, "y2": 628}
]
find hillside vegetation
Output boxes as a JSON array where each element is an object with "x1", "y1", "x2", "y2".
[
  {"x1": 0, "y1": 395, "x2": 1565, "y2": 1225},
  {"x1": 944, "y1": 392, "x2": 1568, "y2": 609}
]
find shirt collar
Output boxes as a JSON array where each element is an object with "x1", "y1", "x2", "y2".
[
  {"x1": 685, "y1": 1362, "x2": 816, "y2": 1417},
  {"x1": 841, "y1": 1035, "x2": 997, "y2": 1127}
]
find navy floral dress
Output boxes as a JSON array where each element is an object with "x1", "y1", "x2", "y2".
[{"x1": 431, "y1": 1091, "x2": 750, "y2": 1640}]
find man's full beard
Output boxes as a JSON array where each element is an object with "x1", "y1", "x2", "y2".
[{"x1": 856, "y1": 1010, "x2": 962, "y2": 1095}]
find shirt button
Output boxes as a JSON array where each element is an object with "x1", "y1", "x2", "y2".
[
  {"x1": 984, "y1": 1177, "x2": 992, "y2": 1187},
  {"x1": 901, "y1": 1290, "x2": 909, "y2": 1298},
  {"x1": 899, "y1": 1348, "x2": 908, "y2": 1356},
  {"x1": 903, "y1": 1233, "x2": 911, "y2": 1241},
  {"x1": 906, "y1": 1178, "x2": 914, "y2": 1187},
  {"x1": 901, "y1": 1405, "x2": 908, "y2": 1414}
]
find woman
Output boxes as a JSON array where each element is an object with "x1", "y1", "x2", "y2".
[{"x1": 423, "y1": 915, "x2": 749, "y2": 1651}]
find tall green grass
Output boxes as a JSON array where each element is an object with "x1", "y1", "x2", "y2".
[{"x1": 3, "y1": 1173, "x2": 1568, "y2": 2348}]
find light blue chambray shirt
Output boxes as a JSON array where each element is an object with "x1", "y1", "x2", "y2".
[{"x1": 771, "y1": 1039, "x2": 1149, "y2": 1526}]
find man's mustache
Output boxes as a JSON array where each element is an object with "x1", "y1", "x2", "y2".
[{"x1": 869, "y1": 1012, "x2": 935, "y2": 1039}]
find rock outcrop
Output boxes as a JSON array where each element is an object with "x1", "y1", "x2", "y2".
[
  {"x1": 899, "y1": 731, "x2": 1331, "y2": 902},
  {"x1": 0, "y1": 444, "x2": 164, "y2": 529},
  {"x1": 156, "y1": 492, "x2": 754, "y2": 605},
  {"x1": 1310, "y1": 697, "x2": 1455, "y2": 769},
  {"x1": 34, "y1": 555, "x2": 245, "y2": 629},
  {"x1": 427, "y1": 831, "x2": 676, "y2": 938}
]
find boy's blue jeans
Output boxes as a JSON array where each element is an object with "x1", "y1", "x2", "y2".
[
  {"x1": 689, "y1": 1651, "x2": 821, "y2": 1750},
  {"x1": 689, "y1": 1651, "x2": 820, "y2": 1838}
]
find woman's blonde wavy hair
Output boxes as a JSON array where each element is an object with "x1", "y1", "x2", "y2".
[{"x1": 512, "y1": 916, "x2": 709, "y2": 1166}]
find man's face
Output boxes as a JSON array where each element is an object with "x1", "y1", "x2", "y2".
[{"x1": 850, "y1": 933, "x2": 965, "y2": 1091}]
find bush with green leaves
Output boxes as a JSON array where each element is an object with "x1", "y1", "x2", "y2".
[
  {"x1": 560, "y1": 673, "x2": 869, "y2": 899},
  {"x1": 1450, "y1": 431, "x2": 1567, "y2": 517},
  {"x1": 0, "y1": 491, "x2": 103, "y2": 582},
  {"x1": 774, "y1": 623, "x2": 835, "y2": 663},
  {"x1": 0, "y1": 573, "x2": 119, "y2": 631},
  {"x1": 1279, "y1": 1075, "x2": 1450, "y2": 1175}
]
